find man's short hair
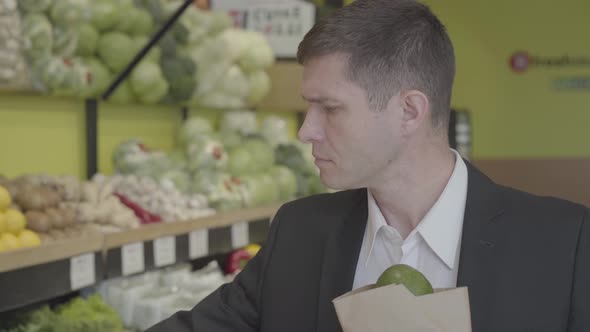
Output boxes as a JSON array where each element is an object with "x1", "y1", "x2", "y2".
[{"x1": 297, "y1": 0, "x2": 455, "y2": 129}]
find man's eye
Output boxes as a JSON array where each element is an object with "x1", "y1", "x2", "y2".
[{"x1": 324, "y1": 106, "x2": 338, "y2": 113}]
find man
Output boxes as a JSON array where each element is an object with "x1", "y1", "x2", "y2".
[{"x1": 147, "y1": 0, "x2": 590, "y2": 331}]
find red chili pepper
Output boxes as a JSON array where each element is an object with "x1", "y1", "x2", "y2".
[
  {"x1": 114, "y1": 193, "x2": 161, "y2": 224},
  {"x1": 225, "y1": 248, "x2": 253, "y2": 274}
]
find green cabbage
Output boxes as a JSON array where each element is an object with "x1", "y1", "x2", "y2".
[
  {"x1": 22, "y1": 14, "x2": 53, "y2": 59},
  {"x1": 270, "y1": 166, "x2": 298, "y2": 200},
  {"x1": 238, "y1": 32, "x2": 275, "y2": 73},
  {"x1": 186, "y1": 135, "x2": 228, "y2": 171},
  {"x1": 132, "y1": 36, "x2": 161, "y2": 64},
  {"x1": 113, "y1": 1, "x2": 138, "y2": 33},
  {"x1": 227, "y1": 147, "x2": 254, "y2": 176},
  {"x1": 49, "y1": 0, "x2": 89, "y2": 27},
  {"x1": 75, "y1": 24, "x2": 99, "y2": 56},
  {"x1": 97, "y1": 32, "x2": 135, "y2": 72},
  {"x1": 83, "y1": 57, "x2": 111, "y2": 97},
  {"x1": 19, "y1": 0, "x2": 53, "y2": 13},
  {"x1": 242, "y1": 138, "x2": 275, "y2": 172},
  {"x1": 129, "y1": 8, "x2": 154, "y2": 36},
  {"x1": 109, "y1": 79, "x2": 135, "y2": 104},
  {"x1": 159, "y1": 169, "x2": 191, "y2": 193},
  {"x1": 247, "y1": 70, "x2": 271, "y2": 105},
  {"x1": 177, "y1": 117, "x2": 214, "y2": 146},
  {"x1": 130, "y1": 61, "x2": 169, "y2": 104},
  {"x1": 90, "y1": 0, "x2": 122, "y2": 31},
  {"x1": 52, "y1": 27, "x2": 78, "y2": 57}
]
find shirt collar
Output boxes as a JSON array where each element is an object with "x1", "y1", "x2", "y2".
[
  {"x1": 415, "y1": 149, "x2": 468, "y2": 269},
  {"x1": 362, "y1": 149, "x2": 468, "y2": 270}
]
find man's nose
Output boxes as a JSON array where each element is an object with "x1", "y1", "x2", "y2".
[{"x1": 298, "y1": 109, "x2": 324, "y2": 143}]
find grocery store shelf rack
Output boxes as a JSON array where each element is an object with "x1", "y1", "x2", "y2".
[{"x1": 0, "y1": 202, "x2": 282, "y2": 313}]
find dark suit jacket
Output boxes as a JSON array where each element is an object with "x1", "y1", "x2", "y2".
[{"x1": 146, "y1": 162, "x2": 590, "y2": 332}]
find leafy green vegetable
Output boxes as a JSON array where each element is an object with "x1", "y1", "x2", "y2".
[
  {"x1": 83, "y1": 57, "x2": 111, "y2": 97},
  {"x1": 52, "y1": 27, "x2": 78, "y2": 57},
  {"x1": 238, "y1": 32, "x2": 275, "y2": 73},
  {"x1": 158, "y1": 34, "x2": 177, "y2": 57},
  {"x1": 22, "y1": 14, "x2": 53, "y2": 59},
  {"x1": 177, "y1": 117, "x2": 214, "y2": 146},
  {"x1": 18, "y1": 0, "x2": 53, "y2": 13},
  {"x1": 130, "y1": 61, "x2": 169, "y2": 104},
  {"x1": 109, "y1": 79, "x2": 135, "y2": 104},
  {"x1": 246, "y1": 70, "x2": 271, "y2": 105},
  {"x1": 75, "y1": 24, "x2": 99, "y2": 56},
  {"x1": 113, "y1": 1, "x2": 139, "y2": 33},
  {"x1": 185, "y1": 135, "x2": 228, "y2": 171},
  {"x1": 270, "y1": 166, "x2": 298, "y2": 200},
  {"x1": 275, "y1": 143, "x2": 312, "y2": 175},
  {"x1": 132, "y1": 36, "x2": 162, "y2": 64},
  {"x1": 227, "y1": 147, "x2": 254, "y2": 176},
  {"x1": 242, "y1": 138, "x2": 275, "y2": 172},
  {"x1": 129, "y1": 8, "x2": 154, "y2": 36},
  {"x1": 90, "y1": 0, "x2": 122, "y2": 31},
  {"x1": 49, "y1": 0, "x2": 89, "y2": 27},
  {"x1": 97, "y1": 32, "x2": 135, "y2": 72}
]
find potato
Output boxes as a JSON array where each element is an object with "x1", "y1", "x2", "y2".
[
  {"x1": 63, "y1": 226, "x2": 81, "y2": 237},
  {"x1": 25, "y1": 211, "x2": 51, "y2": 233},
  {"x1": 46, "y1": 208, "x2": 65, "y2": 229},
  {"x1": 38, "y1": 233, "x2": 54, "y2": 244},
  {"x1": 48, "y1": 229, "x2": 66, "y2": 240}
]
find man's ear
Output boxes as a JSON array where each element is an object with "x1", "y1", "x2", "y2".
[{"x1": 400, "y1": 90, "x2": 430, "y2": 135}]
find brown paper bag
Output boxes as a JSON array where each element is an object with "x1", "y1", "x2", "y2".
[{"x1": 333, "y1": 284, "x2": 471, "y2": 332}]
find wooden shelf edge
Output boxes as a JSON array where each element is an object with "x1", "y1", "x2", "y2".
[
  {"x1": 103, "y1": 202, "x2": 284, "y2": 249},
  {"x1": 0, "y1": 234, "x2": 103, "y2": 273},
  {"x1": 0, "y1": 203, "x2": 285, "y2": 273}
]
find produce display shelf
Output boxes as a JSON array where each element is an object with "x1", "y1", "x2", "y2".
[
  {"x1": 0, "y1": 235, "x2": 104, "y2": 312},
  {"x1": 103, "y1": 202, "x2": 281, "y2": 249},
  {"x1": 102, "y1": 202, "x2": 281, "y2": 279},
  {"x1": 0, "y1": 203, "x2": 283, "y2": 312}
]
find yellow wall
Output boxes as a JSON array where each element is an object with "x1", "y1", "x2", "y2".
[
  {"x1": 0, "y1": 93, "x2": 298, "y2": 178},
  {"x1": 428, "y1": 0, "x2": 590, "y2": 158}
]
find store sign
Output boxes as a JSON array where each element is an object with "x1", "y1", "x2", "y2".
[
  {"x1": 509, "y1": 51, "x2": 590, "y2": 73},
  {"x1": 210, "y1": 0, "x2": 316, "y2": 58},
  {"x1": 553, "y1": 77, "x2": 590, "y2": 90}
]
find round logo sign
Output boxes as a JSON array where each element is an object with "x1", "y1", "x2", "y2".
[{"x1": 510, "y1": 52, "x2": 531, "y2": 73}]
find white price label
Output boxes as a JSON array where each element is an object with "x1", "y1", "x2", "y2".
[
  {"x1": 231, "y1": 222, "x2": 249, "y2": 249},
  {"x1": 122, "y1": 242, "x2": 145, "y2": 276},
  {"x1": 154, "y1": 236, "x2": 176, "y2": 267},
  {"x1": 189, "y1": 229, "x2": 209, "y2": 259},
  {"x1": 70, "y1": 253, "x2": 95, "y2": 290}
]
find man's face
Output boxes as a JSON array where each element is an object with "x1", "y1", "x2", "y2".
[{"x1": 299, "y1": 54, "x2": 404, "y2": 190}]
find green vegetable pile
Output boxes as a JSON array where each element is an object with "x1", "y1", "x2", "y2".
[
  {"x1": 0, "y1": 294, "x2": 123, "y2": 332},
  {"x1": 16, "y1": 0, "x2": 275, "y2": 107},
  {"x1": 112, "y1": 112, "x2": 325, "y2": 212}
]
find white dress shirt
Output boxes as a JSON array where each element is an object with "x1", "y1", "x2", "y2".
[{"x1": 352, "y1": 150, "x2": 468, "y2": 290}]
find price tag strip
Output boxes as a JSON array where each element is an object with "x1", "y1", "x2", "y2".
[
  {"x1": 122, "y1": 242, "x2": 145, "y2": 276},
  {"x1": 70, "y1": 253, "x2": 95, "y2": 291},
  {"x1": 154, "y1": 236, "x2": 176, "y2": 267},
  {"x1": 189, "y1": 229, "x2": 209, "y2": 259},
  {"x1": 231, "y1": 221, "x2": 250, "y2": 249}
]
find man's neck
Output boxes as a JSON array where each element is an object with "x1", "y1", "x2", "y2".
[{"x1": 368, "y1": 147, "x2": 456, "y2": 239}]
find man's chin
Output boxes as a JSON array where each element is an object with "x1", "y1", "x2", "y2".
[{"x1": 319, "y1": 174, "x2": 361, "y2": 191}]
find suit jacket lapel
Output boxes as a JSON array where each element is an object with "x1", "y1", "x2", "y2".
[
  {"x1": 457, "y1": 160, "x2": 506, "y2": 330},
  {"x1": 316, "y1": 189, "x2": 368, "y2": 332}
]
